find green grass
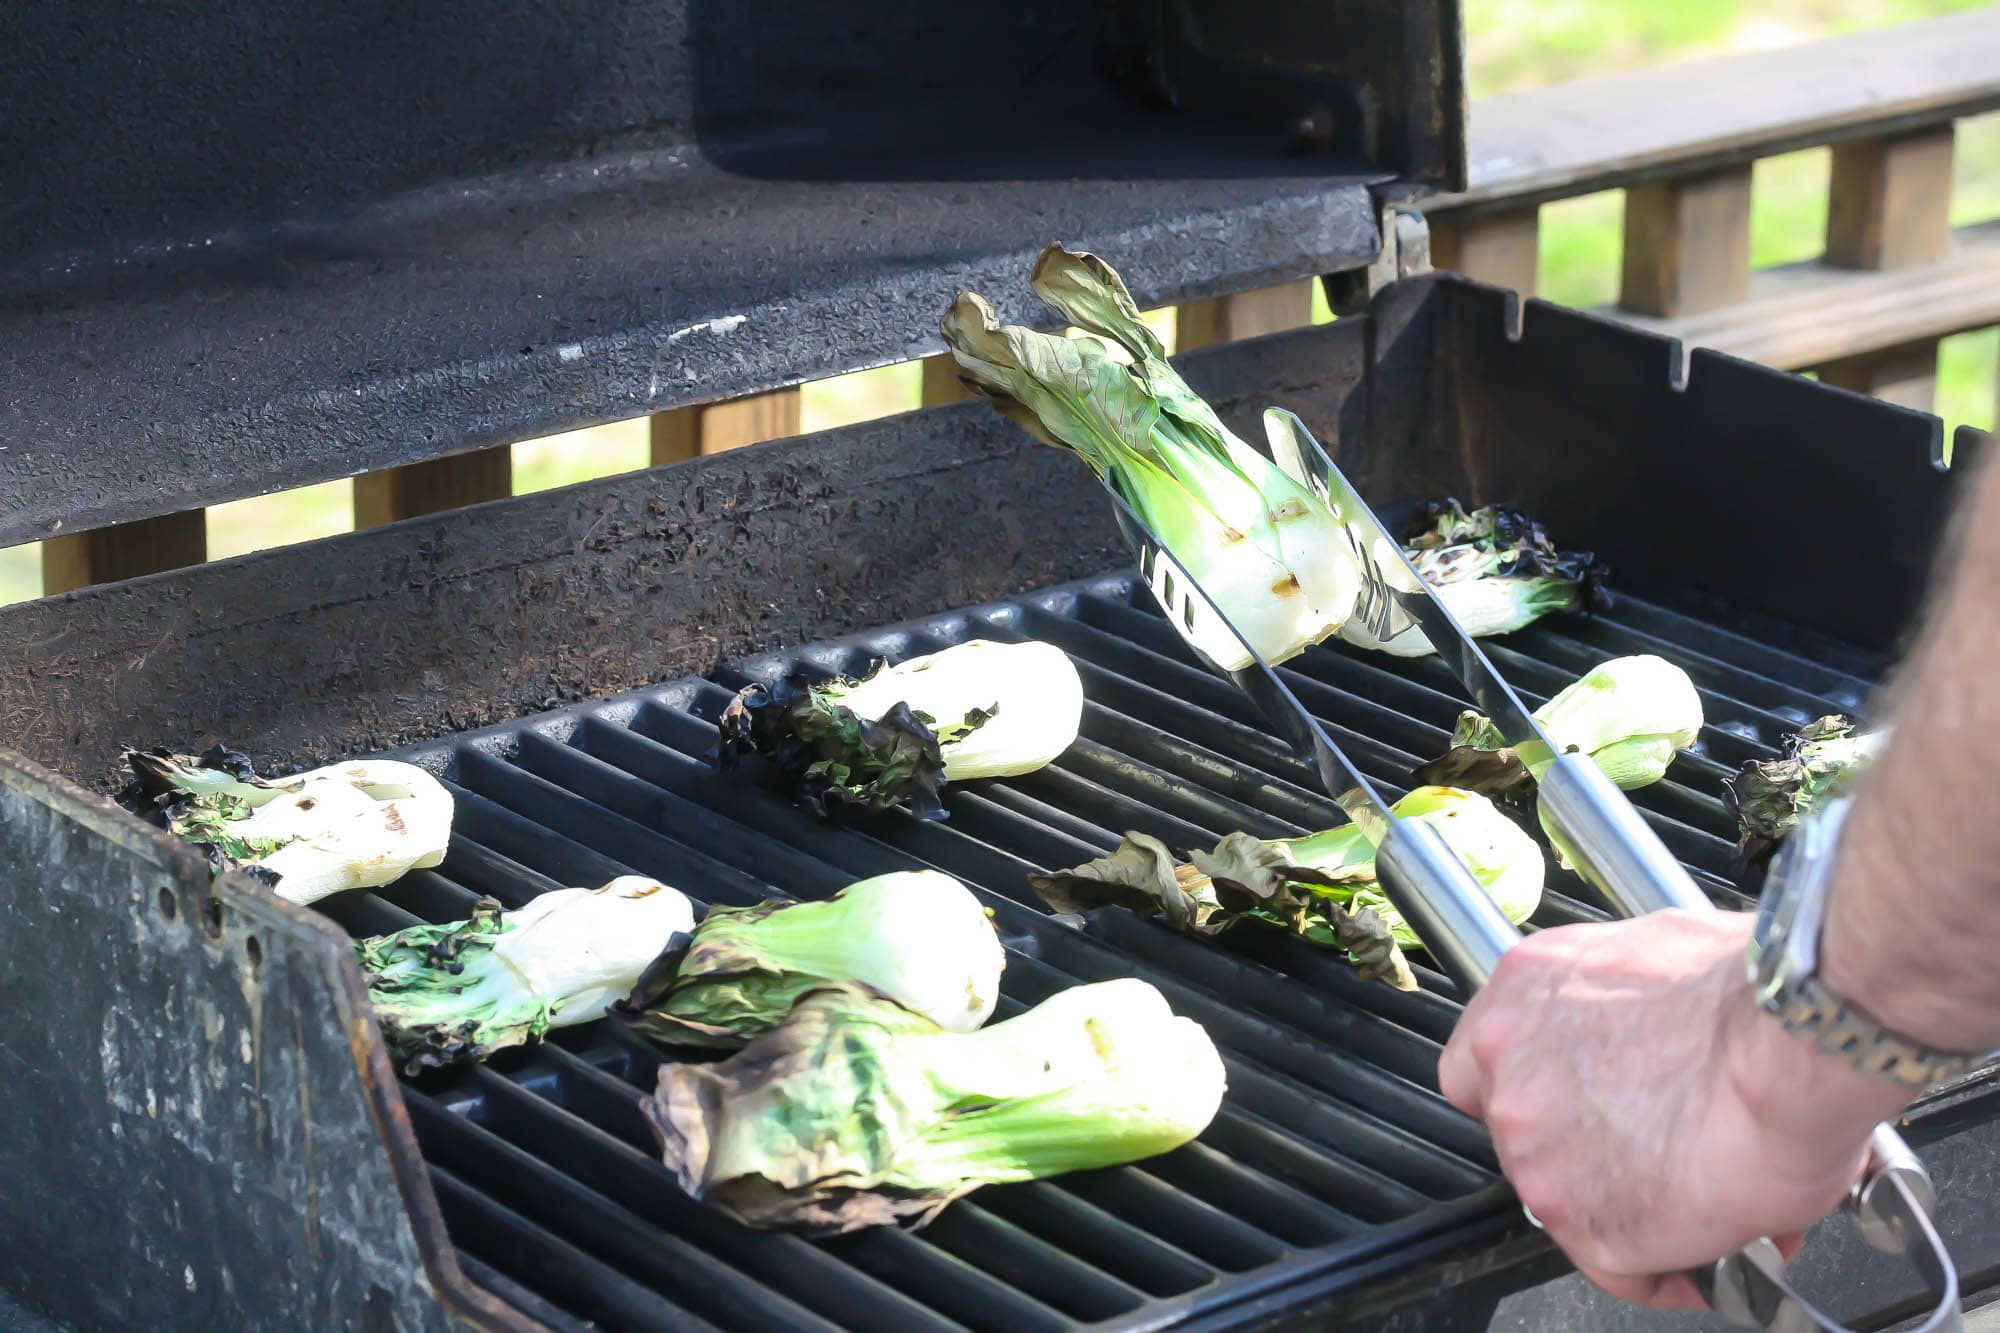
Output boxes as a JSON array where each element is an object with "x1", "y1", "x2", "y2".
[{"x1": 3, "y1": 0, "x2": 1992, "y2": 607}]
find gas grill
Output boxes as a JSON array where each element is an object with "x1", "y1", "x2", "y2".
[{"x1": 4, "y1": 5, "x2": 2000, "y2": 1332}]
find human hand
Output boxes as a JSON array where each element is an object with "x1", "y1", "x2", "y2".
[{"x1": 1438, "y1": 909, "x2": 1905, "y2": 1308}]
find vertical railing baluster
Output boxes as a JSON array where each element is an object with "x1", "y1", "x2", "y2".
[
  {"x1": 1619, "y1": 168, "x2": 1755, "y2": 319},
  {"x1": 41, "y1": 512, "x2": 208, "y2": 595},
  {"x1": 1818, "y1": 127, "x2": 1956, "y2": 410},
  {"x1": 1174, "y1": 280, "x2": 1316, "y2": 351},
  {"x1": 1432, "y1": 209, "x2": 1542, "y2": 296},
  {"x1": 649, "y1": 389, "x2": 804, "y2": 466},
  {"x1": 353, "y1": 447, "x2": 514, "y2": 529}
]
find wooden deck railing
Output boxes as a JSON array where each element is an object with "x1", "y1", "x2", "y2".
[
  {"x1": 1428, "y1": 8, "x2": 2000, "y2": 411},
  {"x1": 33, "y1": 10, "x2": 2000, "y2": 596}
]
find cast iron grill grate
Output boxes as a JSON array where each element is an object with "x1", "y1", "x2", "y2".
[{"x1": 307, "y1": 570, "x2": 1883, "y2": 1332}]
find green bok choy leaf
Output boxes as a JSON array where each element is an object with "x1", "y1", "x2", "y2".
[
  {"x1": 644, "y1": 977, "x2": 1224, "y2": 1233},
  {"x1": 617, "y1": 870, "x2": 1005, "y2": 1048},
  {"x1": 1727, "y1": 714, "x2": 1885, "y2": 870}
]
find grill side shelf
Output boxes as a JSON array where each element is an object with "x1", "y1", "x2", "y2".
[{"x1": 0, "y1": 747, "x2": 521, "y2": 1332}]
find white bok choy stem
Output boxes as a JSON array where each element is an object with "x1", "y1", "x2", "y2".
[
  {"x1": 716, "y1": 638, "x2": 1083, "y2": 819},
  {"x1": 359, "y1": 876, "x2": 697, "y2": 1073},
  {"x1": 617, "y1": 869, "x2": 1005, "y2": 1049},
  {"x1": 120, "y1": 746, "x2": 454, "y2": 904},
  {"x1": 941, "y1": 245, "x2": 1362, "y2": 671}
]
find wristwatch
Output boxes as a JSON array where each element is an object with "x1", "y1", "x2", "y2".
[{"x1": 1748, "y1": 794, "x2": 1991, "y2": 1090}]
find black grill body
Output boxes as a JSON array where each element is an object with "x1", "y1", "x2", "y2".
[
  {"x1": 1, "y1": 276, "x2": 1994, "y2": 1332},
  {"x1": 0, "y1": 0, "x2": 1459, "y2": 545}
]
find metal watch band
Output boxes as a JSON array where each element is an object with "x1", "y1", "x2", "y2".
[{"x1": 1765, "y1": 970, "x2": 1987, "y2": 1091}]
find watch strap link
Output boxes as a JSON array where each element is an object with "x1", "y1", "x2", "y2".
[{"x1": 1767, "y1": 970, "x2": 1986, "y2": 1091}]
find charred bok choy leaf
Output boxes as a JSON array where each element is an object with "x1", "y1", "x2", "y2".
[
  {"x1": 1030, "y1": 786, "x2": 1543, "y2": 990},
  {"x1": 359, "y1": 876, "x2": 696, "y2": 1073},
  {"x1": 644, "y1": 978, "x2": 1224, "y2": 1233},
  {"x1": 616, "y1": 870, "x2": 1005, "y2": 1048},
  {"x1": 120, "y1": 745, "x2": 453, "y2": 904},
  {"x1": 1417, "y1": 654, "x2": 1704, "y2": 799},
  {"x1": 718, "y1": 639, "x2": 1082, "y2": 819},
  {"x1": 1727, "y1": 715, "x2": 1885, "y2": 871},
  {"x1": 1341, "y1": 500, "x2": 1608, "y2": 657},
  {"x1": 942, "y1": 245, "x2": 1361, "y2": 670}
]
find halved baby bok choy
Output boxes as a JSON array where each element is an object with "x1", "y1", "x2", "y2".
[
  {"x1": 359, "y1": 876, "x2": 696, "y2": 1073},
  {"x1": 1416, "y1": 654, "x2": 1703, "y2": 799},
  {"x1": 617, "y1": 870, "x2": 1005, "y2": 1048},
  {"x1": 942, "y1": 245, "x2": 1359, "y2": 670},
  {"x1": 121, "y1": 745, "x2": 453, "y2": 904},
  {"x1": 1727, "y1": 715, "x2": 1885, "y2": 870},
  {"x1": 1031, "y1": 786, "x2": 1543, "y2": 989},
  {"x1": 718, "y1": 639, "x2": 1082, "y2": 819},
  {"x1": 645, "y1": 977, "x2": 1224, "y2": 1233},
  {"x1": 1341, "y1": 500, "x2": 1608, "y2": 657}
]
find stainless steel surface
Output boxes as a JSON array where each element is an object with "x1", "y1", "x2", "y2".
[
  {"x1": 1108, "y1": 488, "x2": 1522, "y2": 998},
  {"x1": 1375, "y1": 820, "x2": 1518, "y2": 992},
  {"x1": 1262, "y1": 407, "x2": 1552, "y2": 748},
  {"x1": 1859, "y1": 1127, "x2": 1940, "y2": 1248},
  {"x1": 1536, "y1": 753, "x2": 1712, "y2": 915}
]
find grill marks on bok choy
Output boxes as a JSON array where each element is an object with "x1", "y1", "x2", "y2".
[
  {"x1": 643, "y1": 977, "x2": 1224, "y2": 1234},
  {"x1": 717, "y1": 639, "x2": 1083, "y2": 819},
  {"x1": 120, "y1": 745, "x2": 453, "y2": 905},
  {"x1": 942, "y1": 246, "x2": 1360, "y2": 670},
  {"x1": 1343, "y1": 500, "x2": 1609, "y2": 658}
]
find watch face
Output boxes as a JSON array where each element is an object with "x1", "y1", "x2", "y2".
[
  {"x1": 1750, "y1": 796, "x2": 1849, "y2": 1003},
  {"x1": 1750, "y1": 845, "x2": 1799, "y2": 999}
]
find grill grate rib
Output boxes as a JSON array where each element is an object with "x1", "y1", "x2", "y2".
[{"x1": 326, "y1": 570, "x2": 1880, "y2": 1331}]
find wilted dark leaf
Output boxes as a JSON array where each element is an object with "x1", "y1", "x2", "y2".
[
  {"x1": 1028, "y1": 832, "x2": 1213, "y2": 932},
  {"x1": 716, "y1": 673, "x2": 953, "y2": 820}
]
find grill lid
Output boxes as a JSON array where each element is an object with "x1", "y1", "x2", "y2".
[{"x1": 0, "y1": 0, "x2": 1464, "y2": 546}]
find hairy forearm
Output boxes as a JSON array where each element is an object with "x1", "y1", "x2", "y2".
[{"x1": 1821, "y1": 445, "x2": 2000, "y2": 1057}]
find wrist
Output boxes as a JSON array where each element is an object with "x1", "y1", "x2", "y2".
[
  {"x1": 1720, "y1": 952, "x2": 1909, "y2": 1149},
  {"x1": 1818, "y1": 792, "x2": 2000, "y2": 1058}
]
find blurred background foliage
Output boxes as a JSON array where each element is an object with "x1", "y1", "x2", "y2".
[{"x1": 4, "y1": 0, "x2": 1993, "y2": 604}]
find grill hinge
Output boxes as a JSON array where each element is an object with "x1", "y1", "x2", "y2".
[{"x1": 1327, "y1": 203, "x2": 1433, "y2": 316}]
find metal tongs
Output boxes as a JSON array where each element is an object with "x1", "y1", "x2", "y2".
[{"x1": 1101, "y1": 405, "x2": 1960, "y2": 1333}]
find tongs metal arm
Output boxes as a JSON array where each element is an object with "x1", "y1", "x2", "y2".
[{"x1": 1102, "y1": 434, "x2": 1958, "y2": 1331}]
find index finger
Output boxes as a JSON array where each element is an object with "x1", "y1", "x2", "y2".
[{"x1": 1437, "y1": 1012, "x2": 1488, "y2": 1120}]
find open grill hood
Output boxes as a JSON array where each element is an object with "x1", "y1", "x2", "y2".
[
  {"x1": 0, "y1": 0, "x2": 1461, "y2": 545},
  {"x1": 3, "y1": 277, "x2": 1997, "y2": 1332}
]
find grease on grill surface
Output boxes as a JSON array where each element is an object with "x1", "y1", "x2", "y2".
[{"x1": 309, "y1": 571, "x2": 1875, "y2": 1333}]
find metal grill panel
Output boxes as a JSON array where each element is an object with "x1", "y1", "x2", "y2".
[{"x1": 311, "y1": 570, "x2": 1900, "y2": 1331}]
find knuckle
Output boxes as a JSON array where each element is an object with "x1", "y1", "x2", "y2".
[
  {"x1": 1481, "y1": 1087, "x2": 1541, "y2": 1142},
  {"x1": 1468, "y1": 1008, "x2": 1522, "y2": 1069}
]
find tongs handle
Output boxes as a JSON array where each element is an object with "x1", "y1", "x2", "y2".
[{"x1": 1535, "y1": 754, "x2": 1958, "y2": 1332}]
